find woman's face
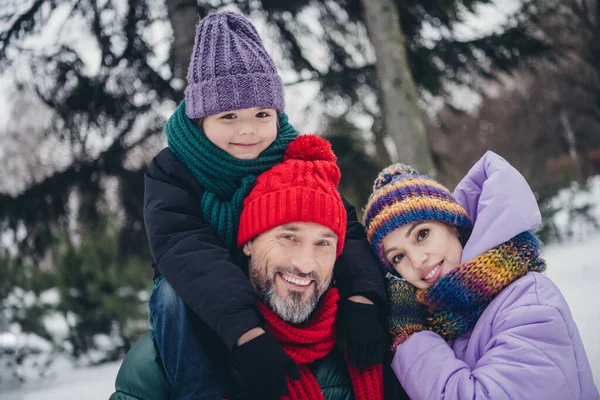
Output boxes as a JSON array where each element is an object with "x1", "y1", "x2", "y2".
[{"x1": 382, "y1": 221, "x2": 463, "y2": 289}]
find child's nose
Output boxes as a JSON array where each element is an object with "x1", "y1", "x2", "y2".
[{"x1": 238, "y1": 121, "x2": 256, "y2": 135}]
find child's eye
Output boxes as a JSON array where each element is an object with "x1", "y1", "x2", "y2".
[
  {"x1": 256, "y1": 111, "x2": 270, "y2": 118},
  {"x1": 416, "y1": 229, "x2": 429, "y2": 242},
  {"x1": 220, "y1": 113, "x2": 236, "y2": 120},
  {"x1": 391, "y1": 253, "x2": 404, "y2": 264}
]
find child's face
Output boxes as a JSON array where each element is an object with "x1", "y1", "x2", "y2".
[
  {"x1": 201, "y1": 107, "x2": 277, "y2": 159},
  {"x1": 382, "y1": 221, "x2": 463, "y2": 289}
]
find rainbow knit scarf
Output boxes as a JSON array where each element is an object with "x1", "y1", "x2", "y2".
[
  {"x1": 394, "y1": 231, "x2": 546, "y2": 342},
  {"x1": 165, "y1": 101, "x2": 299, "y2": 251}
]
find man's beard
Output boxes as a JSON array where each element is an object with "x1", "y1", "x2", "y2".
[{"x1": 249, "y1": 260, "x2": 332, "y2": 324}]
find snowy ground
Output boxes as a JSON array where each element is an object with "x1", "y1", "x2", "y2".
[
  {"x1": 544, "y1": 234, "x2": 600, "y2": 386},
  {"x1": 2, "y1": 233, "x2": 599, "y2": 399},
  {"x1": 1, "y1": 359, "x2": 121, "y2": 400}
]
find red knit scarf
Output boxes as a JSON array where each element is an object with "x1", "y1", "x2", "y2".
[{"x1": 258, "y1": 288, "x2": 384, "y2": 400}]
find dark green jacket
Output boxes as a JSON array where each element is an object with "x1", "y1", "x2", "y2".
[{"x1": 110, "y1": 331, "x2": 354, "y2": 400}]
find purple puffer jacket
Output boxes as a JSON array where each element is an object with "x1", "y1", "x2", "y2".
[{"x1": 392, "y1": 151, "x2": 599, "y2": 400}]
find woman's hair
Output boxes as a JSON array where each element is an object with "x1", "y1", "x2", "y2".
[{"x1": 457, "y1": 226, "x2": 472, "y2": 248}]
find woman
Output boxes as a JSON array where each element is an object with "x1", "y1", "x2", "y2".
[{"x1": 363, "y1": 151, "x2": 598, "y2": 399}]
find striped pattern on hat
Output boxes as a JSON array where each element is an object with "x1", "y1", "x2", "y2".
[{"x1": 363, "y1": 164, "x2": 472, "y2": 270}]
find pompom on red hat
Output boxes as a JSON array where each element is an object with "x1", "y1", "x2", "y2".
[{"x1": 237, "y1": 134, "x2": 347, "y2": 256}]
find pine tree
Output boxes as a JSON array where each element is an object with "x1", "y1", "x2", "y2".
[{"x1": 0, "y1": 0, "x2": 551, "y2": 261}]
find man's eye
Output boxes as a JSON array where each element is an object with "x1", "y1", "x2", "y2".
[
  {"x1": 417, "y1": 229, "x2": 429, "y2": 242},
  {"x1": 316, "y1": 241, "x2": 331, "y2": 247},
  {"x1": 220, "y1": 113, "x2": 236, "y2": 120},
  {"x1": 391, "y1": 254, "x2": 404, "y2": 264},
  {"x1": 256, "y1": 111, "x2": 270, "y2": 118},
  {"x1": 281, "y1": 234, "x2": 295, "y2": 241}
]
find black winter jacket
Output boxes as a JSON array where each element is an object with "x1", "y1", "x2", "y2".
[{"x1": 144, "y1": 148, "x2": 386, "y2": 350}]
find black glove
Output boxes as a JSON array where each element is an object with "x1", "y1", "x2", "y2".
[
  {"x1": 230, "y1": 331, "x2": 301, "y2": 399},
  {"x1": 337, "y1": 299, "x2": 387, "y2": 370}
]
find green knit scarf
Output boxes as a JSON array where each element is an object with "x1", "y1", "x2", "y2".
[{"x1": 165, "y1": 101, "x2": 299, "y2": 252}]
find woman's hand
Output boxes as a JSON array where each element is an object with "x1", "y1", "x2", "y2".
[{"x1": 388, "y1": 276, "x2": 428, "y2": 351}]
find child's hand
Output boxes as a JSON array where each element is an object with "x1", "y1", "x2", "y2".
[
  {"x1": 230, "y1": 331, "x2": 300, "y2": 399},
  {"x1": 388, "y1": 275, "x2": 428, "y2": 351},
  {"x1": 336, "y1": 297, "x2": 387, "y2": 370}
]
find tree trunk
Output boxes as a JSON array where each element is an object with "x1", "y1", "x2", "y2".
[
  {"x1": 559, "y1": 109, "x2": 584, "y2": 182},
  {"x1": 360, "y1": 0, "x2": 434, "y2": 175},
  {"x1": 165, "y1": 0, "x2": 202, "y2": 94},
  {"x1": 371, "y1": 116, "x2": 393, "y2": 167}
]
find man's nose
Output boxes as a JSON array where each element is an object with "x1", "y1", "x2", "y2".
[{"x1": 289, "y1": 248, "x2": 317, "y2": 275}]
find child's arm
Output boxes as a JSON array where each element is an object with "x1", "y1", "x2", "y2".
[
  {"x1": 334, "y1": 196, "x2": 387, "y2": 305},
  {"x1": 144, "y1": 148, "x2": 262, "y2": 350},
  {"x1": 334, "y1": 196, "x2": 388, "y2": 369},
  {"x1": 391, "y1": 274, "x2": 596, "y2": 400}
]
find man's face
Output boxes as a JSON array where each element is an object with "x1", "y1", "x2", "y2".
[{"x1": 243, "y1": 222, "x2": 338, "y2": 324}]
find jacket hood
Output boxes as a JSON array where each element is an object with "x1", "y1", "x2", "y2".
[{"x1": 453, "y1": 151, "x2": 541, "y2": 263}]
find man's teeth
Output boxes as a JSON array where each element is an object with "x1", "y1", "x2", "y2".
[
  {"x1": 282, "y1": 274, "x2": 312, "y2": 286},
  {"x1": 424, "y1": 264, "x2": 441, "y2": 280}
]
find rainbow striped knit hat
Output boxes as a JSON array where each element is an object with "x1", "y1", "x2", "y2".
[{"x1": 363, "y1": 164, "x2": 473, "y2": 271}]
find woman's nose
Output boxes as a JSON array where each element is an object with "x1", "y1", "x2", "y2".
[{"x1": 408, "y1": 250, "x2": 428, "y2": 269}]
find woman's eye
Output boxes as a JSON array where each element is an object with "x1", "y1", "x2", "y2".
[
  {"x1": 256, "y1": 111, "x2": 270, "y2": 118},
  {"x1": 417, "y1": 229, "x2": 429, "y2": 242},
  {"x1": 391, "y1": 254, "x2": 404, "y2": 264},
  {"x1": 220, "y1": 113, "x2": 236, "y2": 120}
]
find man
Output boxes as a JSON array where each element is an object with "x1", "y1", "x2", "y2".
[{"x1": 110, "y1": 135, "x2": 386, "y2": 399}]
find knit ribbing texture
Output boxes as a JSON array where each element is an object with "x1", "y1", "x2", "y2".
[
  {"x1": 185, "y1": 12, "x2": 284, "y2": 119},
  {"x1": 387, "y1": 278, "x2": 427, "y2": 351},
  {"x1": 259, "y1": 288, "x2": 384, "y2": 400},
  {"x1": 165, "y1": 100, "x2": 298, "y2": 250},
  {"x1": 237, "y1": 135, "x2": 347, "y2": 257}
]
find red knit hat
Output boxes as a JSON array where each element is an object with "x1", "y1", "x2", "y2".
[{"x1": 237, "y1": 135, "x2": 347, "y2": 256}]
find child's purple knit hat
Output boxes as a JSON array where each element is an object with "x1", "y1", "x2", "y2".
[{"x1": 185, "y1": 12, "x2": 285, "y2": 120}]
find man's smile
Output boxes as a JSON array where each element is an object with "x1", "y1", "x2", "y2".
[{"x1": 276, "y1": 272, "x2": 315, "y2": 292}]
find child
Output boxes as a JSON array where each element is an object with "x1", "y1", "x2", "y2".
[
  {"x1": 143, "y1": 12, "x2": 387, "y2": 399},
  {"x1": 363, "y1": 151, "x2": 599, "y2": 399}
]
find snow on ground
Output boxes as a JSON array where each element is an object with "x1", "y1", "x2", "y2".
[
  {"x1": 543, "y1": 233, "x2": 600, "y2": 388},
  {"x1": 2, "y1": 234, "x2": 599, "y2": 399},
  {"x1": 1, "y1": 360, "x2": 121, "y2": 400}
]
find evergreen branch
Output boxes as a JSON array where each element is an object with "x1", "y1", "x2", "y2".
[
  {"x1": 0, "y1": 120, "x2": 161, "y2": 253},
  {"x1": 0, "y1": 0, "x2": 49, "y2": 62}
]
